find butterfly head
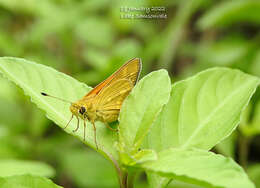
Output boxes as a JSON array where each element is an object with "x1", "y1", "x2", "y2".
[{"x1": 70, "y1": 102, "x2": 87, "y2": 119}]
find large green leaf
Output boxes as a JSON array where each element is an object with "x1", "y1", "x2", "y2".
[
  {"x1": 145, "y1": 67, "x2": 259, "y2": 152},
  {"x1": 197, "y1": 0, "x2": 260, "y2": 29},
  {"x1": 141, "y1": 148, "x2": 254, "y2": 188},
  {"x1": 118, "y1": 70, "x2": 171, "y2": 160},
  {"x1": 0, "y1": 57, "x2": 118, "y2": 162},
  {"x1": 0, "y1": 175, "x2": 62, "y2": 188},
  {"x1": 0, "y1": 159, "x2": 55, "y2": 178},
  {"x1": 144, "y1": 67, "x2": 259, "y2": 187}
]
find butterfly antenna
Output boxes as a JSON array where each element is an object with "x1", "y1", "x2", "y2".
[{"x1": 41, "y1": 92, "x2": 72, "y2": 104}]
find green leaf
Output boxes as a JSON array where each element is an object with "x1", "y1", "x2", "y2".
[
  {"x1": 146, "y1": 173, "x2": 169, "y2": 188},
  {"x1": 197, "y1": 0, "x2": 260, "y2": 30},
  {"x1": 132, "y1": 149, "x2": 157, "y2": 164},
  {"x1": 118, "y1": 70, "x2": 171, "y2": 158},
  {"x1": 144, "y1": 68, "x2": 259, "y2": 188},
  {"x1": 120, "y1": 149, "x2": 158, "y2": 166},
  {"x1": 0, "y1": 159, "x2": 55, "y2": 178},
  {"x1": 0, "y1": 57, "x2": 118, "y2": 162},
  {"x1": 141, "y1": 148, "x2": 254, "y2": 188},
  {"x1": 168, "y1": 180, "x2": 204, "y2": 188},
  {"x1": 0, "y1": 175, "x2": 62, "y2": 188},
  {"x1": 145, "y1": 68, "x2": 259, "y2": 152}
]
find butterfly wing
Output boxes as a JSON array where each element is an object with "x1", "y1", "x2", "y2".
[
  {"x1": 95, "y1": 79, "x2": 133, "y2": 122},
  {"x1": 83, "y1": 58, "x2": 141, "y2": 100}
]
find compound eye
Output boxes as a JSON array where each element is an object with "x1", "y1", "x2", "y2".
[{"x1": 79, "y1": 107, "x2": 86, "y2": 115}]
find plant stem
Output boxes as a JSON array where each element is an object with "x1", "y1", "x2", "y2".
[
  {"x1": 105, "y1": 152, "x2": 126, "y2": 187},
  {"x1": 122, "y1": 171, "x2": 128, "y2": 188},
  {"x1": 102, "y1": 149, "x2": 132, "y2": 187},
  {"x1": 118, "y1": 168, "x2": 125, "y2": 188},
  {"x1": 127, "y1": 172, "x2": 136, "y2": 188}
]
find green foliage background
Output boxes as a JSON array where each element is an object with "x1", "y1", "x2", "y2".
[{"x1": 0, "y1": 0, "x2": 260, "y2": 187}]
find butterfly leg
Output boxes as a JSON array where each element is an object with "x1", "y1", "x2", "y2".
[
  {"x1": 91, "y1": 121, "x2": 98, "y2": 150},
  {"x1": 64, "y1": 114, "x2": 73, "y2": 129},
  {"x1": 105, "y1": 123, "x2": 118, "y2": 132},
  {"x1": 83, "y1": 119, "x2": 86, "y2": 141},
  {"x1": 73, "y1": 117, "x2": 80, "y2": 132}
]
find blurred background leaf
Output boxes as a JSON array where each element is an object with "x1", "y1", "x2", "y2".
[
  {"x1": 0, "y1": 175, "x2": 62, "y2": 188},
  {"x1": 0, "y1": 159, "x2": 55, "y2": 178},
  {"x1": 59, "y1": 149, "x2": 118, "y2": 188}
]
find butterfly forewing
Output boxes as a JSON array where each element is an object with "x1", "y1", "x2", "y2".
[
  {"x1": 96, "y1": 79, "x2": 133, "y2": 122},
  {"x1": 97, "y1": 79, "x2": 133, "y2": 109},
  {"x1": 83, "y1": 58, "x2": 141, "y2": 100}
]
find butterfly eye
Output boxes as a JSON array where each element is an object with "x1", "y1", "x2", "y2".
[{"x1": 79, "y1": 107, "x2": 86, "y2": 115}]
